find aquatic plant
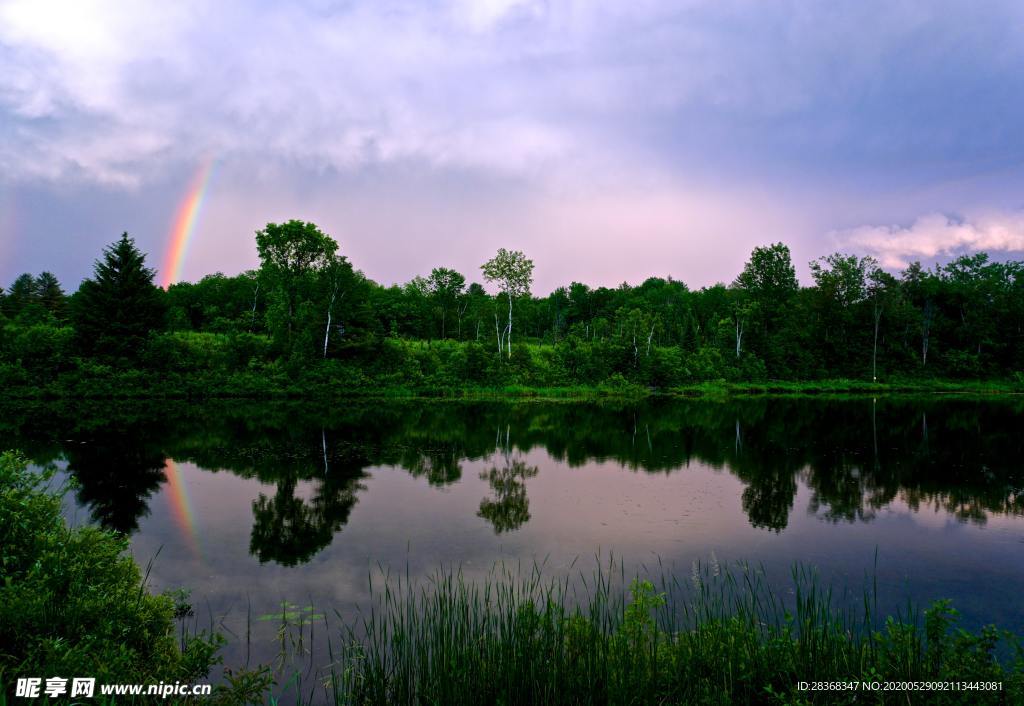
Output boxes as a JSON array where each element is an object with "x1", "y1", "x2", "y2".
[{"x1": 295, "y1": 558, "x2": 1024, "y2": 705}]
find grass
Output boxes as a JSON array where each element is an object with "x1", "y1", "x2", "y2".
[
  {"x1": 259, "y1": 558, "x2": 1024, "y2": 705},
  {"x1": 6, "y1": 373, "x2": 1022, "y2": 402},
  {"x1": 670, "y1": 378, "x2": 1024, "y2": 397},
  {"x1": 324, "y1": 378, "x2": 1024, "y2": 402}
]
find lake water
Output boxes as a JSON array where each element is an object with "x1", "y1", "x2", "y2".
[{"x1": 5, "y1": 396, "x2": 1023, "y2": 695}]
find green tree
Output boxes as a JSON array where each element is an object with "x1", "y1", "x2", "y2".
[
  {"x1": 867, "y1": 266, "x2": 898, "y2": 381},
  {"x1": 72, "y1": 233, "x2": 165, "y2": 361},
  {"x1": 901, "y1": 261, "x2": 942, "y2": 368},
  {"x1": 728, "y1": 290, "x2": 757, "y2": 360},
  {"x1": 35, "y1": 271, "x2": 67, "y2": 320},
  {"x1": 5, "y1": 273, "x2": 37, "y2": 319},
  {"x1": 402, "y1": 276, "x2": 434, "y2": 339},
  {"x1": 809, "y1": 253, "x2": 876, "y2": 373},
  {"x1": 426, "y1": 267, "x2": 466, "y2": 339},
  {"x1": 566, "y1": 282, "x2": 593, "y2": 335},
  {"x1": 165, "y1": 272, "x2": 262, "y2": 333},
  {"x1": 464, "y1": 282, "x2": 491, "y2": 342},
  {"x1": 735, "y1": 243, "x2": 798, "y2": 306},
  {"x1": 255, "y1": 220, "x2": 338, "y2": 343},
  {"x1": 940, "y1": 253, "x2": 1016, "y2": 373},
  {"x1": 319, "y1": 254, "x2": 360, "y2": 357},
  {"x1": 734, "y1": 243, "x2": 798, "y2": 367},
  {"x1": 481, "y1": 248, "x2": 534, "y2": 357}
]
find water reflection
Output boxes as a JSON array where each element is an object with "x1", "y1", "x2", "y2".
[
  {"x1": 478, "y1": 457, "x2": 539, "y2": 533},
  {"x1": 2, "y1": 397, "x2": 1022, "y2": 566},
  {"x1": 64, "y1": 422, "x2": 168, "y2": 533}
]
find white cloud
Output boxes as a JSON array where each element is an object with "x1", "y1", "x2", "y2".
[
  {"x1": 5, "y1": 0, "x2": 1024, "y2": 290},
  {"x1": 835, "y1": 212, "x2": 1024, "y2": 268},
  {"x1": 452, "y1": 0, "x2": 547, "y2": 31},
  {"x1": 5, "y1": 0, "x2": 1021, "y2": 188},
  {"x1": 0, "y1": 0, "x2": 585, "y2": 184}
]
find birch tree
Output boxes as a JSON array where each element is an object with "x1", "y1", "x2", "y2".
[
  {"x1": 321, "y1": 256, "x2": 349, "y2": 358},
  {"x1": 481, "y1": 249, "x2": 534, "y2": 357}
]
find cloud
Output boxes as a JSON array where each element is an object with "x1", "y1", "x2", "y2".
[
  {"x1": 834, "y1": 212, "x2": 1024, "y2": 268},
  {"x1": 4, "y1": 0, "x2": 1024, "y2": 290},
  {"x1": 3, "y1": 0, "x2": 1024, "y2": 188}
]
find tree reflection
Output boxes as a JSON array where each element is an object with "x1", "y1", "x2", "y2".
[
  {"x1": 63, "y1": 425, "x2": 167, "y2": 534},
  {"x1": 250, "y1": 471, "x2": 362, "y2": 566},
  {"x1": 4, "y1": 395, "x2": 1023, "y2": 564},
  {"x1": 401, "y1": 446, "x2": 463, "y2": 485},
  {"x1": 477, "y1": 458, "x2": 538, "y2": 534},
  {"x1": 246, "y1": 430, "x2": 366, "y2": 566},
  {"x1": 741, "y1": 469, "x2": 797, "y2": 532}
]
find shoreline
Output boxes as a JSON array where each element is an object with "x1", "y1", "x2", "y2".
[{"x1": 3, "y1": 376, "x2": 1023, "y2": 401}]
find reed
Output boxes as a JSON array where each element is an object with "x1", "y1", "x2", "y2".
[{"x1": 295, "y1": 557, "x2": 1024, "y2": 705}]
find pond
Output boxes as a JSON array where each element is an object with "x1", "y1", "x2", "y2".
[{"x1": 4, "y1": 396, "x2": 1023, "y2": 694}]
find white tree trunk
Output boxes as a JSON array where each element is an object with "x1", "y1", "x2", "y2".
[
  {"x1": 323, "y1": 287, "x2": 343, "y2": 358},
  {"x1": 457, "y1": 300, "x2": 468, "y2": 340},
  {"x1": 506, "y1": 291, "x2": 514, "y2": 358},
  {"x1": 250, "y1": 281, "x2": 260, "y2": 331},
  {"x1": 322, "y1": 429, "x2": 329, "y2": 473}
]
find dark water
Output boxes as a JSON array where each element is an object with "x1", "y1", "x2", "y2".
[{"x1": 4, "y1": 396, "x2": 1024, "y2": 691}]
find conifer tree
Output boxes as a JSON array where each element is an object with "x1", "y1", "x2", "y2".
[
  {"x1": 73, "y1": 232, "x2": 165, "y2": 360},
  {"x1": 5, "y1": 273, "x2": 36, "y2": 318},
  {"x1": 34, "y1": 271, "x2": 67, "y2": 320}
]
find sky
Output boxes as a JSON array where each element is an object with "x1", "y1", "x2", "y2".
[{"x1": 2, "y1": 0, "x2": 1024, "y2": 294}]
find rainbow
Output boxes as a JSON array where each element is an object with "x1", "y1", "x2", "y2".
[
  {"x1": 163, "y1": 459, "x2": 203, "y2": 561},
  {"x1": 0, "y1": 187, "x2": 15, "y2": 264},
  {"x1": 161, "y1": 159, "x2": 216, "y2": 289}
]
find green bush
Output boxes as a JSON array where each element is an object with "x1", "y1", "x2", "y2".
[
  {"x1": 0, "y1": 452, "x2": 222, "y2": 688},
  {"x1": 1, "y1": 323, "x2": 1021, "y2": 399},
  {"x1": 684, "y1": 347, "x2": 734, "y2": 382},
  {"x1": 2, "y1": 324, "x2": 74, "y2": 382}
]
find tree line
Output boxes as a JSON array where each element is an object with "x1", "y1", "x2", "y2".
[{"x1": 2, "y1": 220, "x2": 1023, "y2": 393}]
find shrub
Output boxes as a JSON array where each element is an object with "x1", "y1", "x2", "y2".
[
  {"x1": 0, "y1": 452, "x2": 221, "y2": 690},
  {"x1": 3, "y1": 324, "x2": 74, "y2": 382}
]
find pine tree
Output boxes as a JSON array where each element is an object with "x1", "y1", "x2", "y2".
[
  {"x1": 34, "y1": 271, "x2": 67, "y2": 320},
  {"x1": 5, "y1": 273, "x2": 36, "y2": 318},
  {"x1": 73, "y1": 233, "x2": 165, "y2": 360}
]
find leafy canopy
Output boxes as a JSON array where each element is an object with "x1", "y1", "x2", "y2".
[
  {"x1": 255, "y1": 220, "x2": 338, "y2": 284},
  {"x1": 481, "y1": 248, "x2": 534, "y2": 299}
]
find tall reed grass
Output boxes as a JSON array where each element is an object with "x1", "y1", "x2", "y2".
[{"x1": 283, "y1": 557, "x2": 1023, "y2": 705}]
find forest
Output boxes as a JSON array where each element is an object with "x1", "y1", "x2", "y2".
[{"x1": 2, "y1": 219, "x2": 1023, "y2": 397}]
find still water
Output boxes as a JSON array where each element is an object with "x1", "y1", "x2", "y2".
[{"x1": 4, "y1": 396, "x2": 1023, "y2": 688}]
